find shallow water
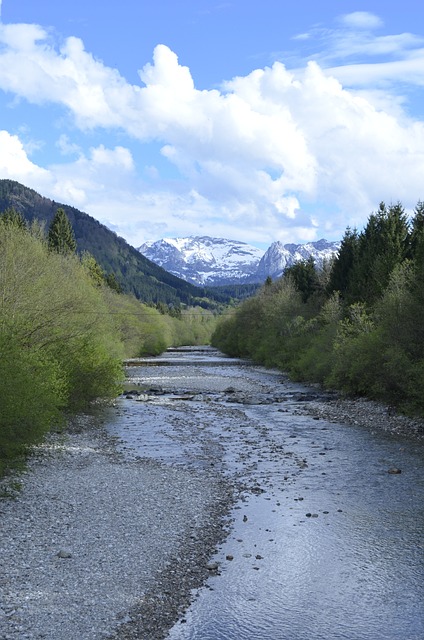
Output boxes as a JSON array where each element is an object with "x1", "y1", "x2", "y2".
[{"x1": 106, "y1": 347, "x2": 424, "y2": 640}]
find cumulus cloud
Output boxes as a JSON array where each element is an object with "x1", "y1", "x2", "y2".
[
  {"x1": 0, "y1": 130, "x2": 50, "y2": 183},
  {"x1": 1, "y1": 19, "x2": 424, "y2": 245}
]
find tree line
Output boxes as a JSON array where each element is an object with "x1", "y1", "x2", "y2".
[
  {"x1": 0, "y1": 209, "x2": 217, "y2": 474},
  {"x1": 212, "y1": 201, "x2": 424, "y2": 417}
]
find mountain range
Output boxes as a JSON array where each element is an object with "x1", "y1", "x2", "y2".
[
  {"x1": 138, "y1": 236, "x2": 341, "y2": 286},
  {"x1": 0, "y1": 179, "x2": 341, "y2": 297}
]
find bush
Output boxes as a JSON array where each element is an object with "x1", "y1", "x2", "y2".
[{"x1": 0, "y1": 332, "x2": 66, "y2": 474}]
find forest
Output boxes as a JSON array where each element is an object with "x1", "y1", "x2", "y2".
[
  {"x1": 212, "y1": 201, "x2": 424, "y2": 417},
  {"x1": 0, "y1": 208, "x2": 217, "y2": 474}
]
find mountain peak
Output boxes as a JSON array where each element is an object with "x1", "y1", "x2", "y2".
[
  {"x1": 138, "y1": 236, "x2": 341, "y2": 286},
  {"x1": 138, "y1": 236, "x2": 264, "y2": 286}
]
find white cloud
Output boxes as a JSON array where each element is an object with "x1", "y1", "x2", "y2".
[
  {"x1": 0, "y1": 130, "x2": 50, "y2": 184},
  {"x1": 339, "y1": 12, "x2": 384, "y2": 30},
  {"x1": 1, "y1": 21, "x2": 424, "y2": 246}
]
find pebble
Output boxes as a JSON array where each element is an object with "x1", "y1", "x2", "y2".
[{"x1": 0, "y1": 422, "x2": 234, "y2": 640}]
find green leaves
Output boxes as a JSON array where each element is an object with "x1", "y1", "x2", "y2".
[{"x1": 213, "y1": 200, "x2": 424, "y2": 416}]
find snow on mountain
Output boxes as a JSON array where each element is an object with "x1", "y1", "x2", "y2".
[
  {"x1": 138, "y1": 236, "x2": 341, "y2": 286},
  {"x1": 256, "y1": 238, "x2": 341, "y2": 280},
  {"x1": 138, "y1": 236, "x2": 264, "y2": 286}
]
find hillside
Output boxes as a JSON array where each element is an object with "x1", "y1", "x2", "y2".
[{"x1": 0, "y1": 180, "x2": 217, "y2": 307}]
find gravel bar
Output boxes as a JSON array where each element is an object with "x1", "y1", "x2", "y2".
[{"x1": 0, "y1": 415, "x2": 235, "y2": 640}]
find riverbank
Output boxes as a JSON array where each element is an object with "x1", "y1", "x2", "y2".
[
  {"x1": 0, "y1": 414, "x2": 234, "y2": 640},
  {"x1": 1, "y1": 367, "x2": 423, "y2": 640},
  {"x1": 301, "y1": 394, "x2": 424, "y2": 441}
]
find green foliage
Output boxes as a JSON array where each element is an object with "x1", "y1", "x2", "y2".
[
  {"x1": 213, "y1": 201, "x2": 424, "y2": 417},
  {"x1": 81, "y1": 251, "x2": 106, "y2": 287},
  {"x1": 285, "y1": 256, "x2": 321, "y2": 303},
  {"x1": 1, "y1": 206, "x2": 27, "y2": 230},
  {"x1": 0, "y1": 332, "x2": 65, "y2": 475},
  {"x1": 327, "y1": 227, "x2": 359, "y2": 300},
  {"x1": 333, "y1": 202, "x2": 410, "y2": 306},
  {"x1": 47, "y1": 208, "x2": 77, "y2": 254},
  {"x1": 0, "y1": 220, "x2": 125, "y2": 472}
]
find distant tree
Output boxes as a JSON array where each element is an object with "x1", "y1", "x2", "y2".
[
  {"x1": 285, "y1": 257, "x2": 320, "y2": 303},
  {"x1": 0, "y1": 207, "x2": 27, "y2": 230},
  {"x1": 47, "y1": 208, "x2": 76, "y2": 254},
  {"x1": 81, "y1": 252, "x2": 106, "y2": 287},
  {"x1": 105, "y1": 272, "x2": 122, "y2": 293}
]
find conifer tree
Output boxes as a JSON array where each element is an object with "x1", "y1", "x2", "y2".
[
  {"x1": 47, "y1": 208, "x2": 77, "y2": 254},
  {"x1": 0, "y1": 207, "x2": 27, "y2": 230},
  {"x1": 350, "y1": 202, "x2": 409, "y2": 305},
  {"x1": 285, "y1": 257, "x2": 320, "y2": 303},
  {"x1": 327, "y1": 227, "x2": 359, "y2": 301}
]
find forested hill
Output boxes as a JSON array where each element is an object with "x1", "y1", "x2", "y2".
[{"x1": 0, "y1": 179, "x2": 221, "y2": 307}]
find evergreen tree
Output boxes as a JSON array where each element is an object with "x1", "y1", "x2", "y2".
[
  {"x1": 285, "y1": 257, "x2": 320, "y2": 303},
  {"x1": 0, "y1": 207, "x2": 27, "y2": 230},
  {"x1": 327, "y1": 227, "x2": 359, "y2": 300},
  {"x1": 409, "y1": 200, "x2": 424, "y2": 259},
  {"x1": 350, "y1": 202, "x2": 409, "y2": 305},
  {"x1": 105, "y1": 272, "x2": 122, "y2": 293},
  {"x1": 47, "y1": 208, "x2": 77, "y2": 254},
  {"x1": 81, "y1": 252, "x2": 106, "y2": 287}
]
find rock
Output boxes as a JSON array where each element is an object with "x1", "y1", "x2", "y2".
[
  {"x1": 135, "y1": 394, "x2": 149, "y2": 402},
  {"x1": 226, "y1": 555, "x2": 234, "y2": 561},
  {"x1": 388, "y1": 468, "x2": 402, "y2": 474},
  {"x1": 148, "y1": 386, "x2": 165, "y2": 395},
  {"x1": 206, "y1": 562, "x2": 219, "y2": 572},
  {"x1": 56, "y1": 550, "x2": 72, "y2": 559}
]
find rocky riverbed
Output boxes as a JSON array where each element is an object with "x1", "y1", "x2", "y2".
[
  {"x1": 0, "y1": 415, "x2": 235, "y2": 640},
  {"x1": 301, "y1": 394, "x2": 424, "y2": 441},
  {"x1": 1, "y1": 349, "x2": 423, "y2": 640}
]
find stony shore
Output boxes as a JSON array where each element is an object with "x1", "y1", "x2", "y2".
[
  {"x1": 0, "y1": 414, "x2": 235, "y2": 640},
  {"x1": 1, "y1": 389, "x2": 422, "y2": 640},
  {"x1": 301, "y1": 395, "x2": 424, "y2": 442}
]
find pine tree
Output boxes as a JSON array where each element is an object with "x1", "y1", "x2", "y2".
[
  {"x1": 0, "y1": 207, "x2": 27, "y2": 230},
  {"x1": 47, "y1": 208, "x2": 77, "y2": 254},
  {"x1": 285, "y1": 256, "x2": 320, "y2": 303},
  {"x1": 350, "y1": 202, "x2": 409, "y2": 305},
  {"x1": 327, "y1": 227, "x2": 359, "y2": 301}
]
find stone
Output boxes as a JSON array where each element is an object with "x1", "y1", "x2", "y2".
[
  {"x1": 388, "y1": 468, "x2": 402, "y2": 474},
  {"x1": 56, "y1": 550, "x2": 72, "y2": 559}
]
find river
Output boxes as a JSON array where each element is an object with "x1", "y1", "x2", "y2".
[{"x1": 106, "y1": 346, "x2": 423, "y2": 640}]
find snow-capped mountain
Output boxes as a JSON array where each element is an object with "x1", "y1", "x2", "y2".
[
  {"x1": 138, "y1": 236, "x2": 341, "y2": 286},
  {"x1": 256, "y1": 238, "x2": 341, "y2": 280},
  {"x1": 138, "y1": 236, "x2": 264, "y2": 286}
]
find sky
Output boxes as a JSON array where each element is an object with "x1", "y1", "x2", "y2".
[{"x1": 1, "y1": 1, "x2": 424, "y2": 249}]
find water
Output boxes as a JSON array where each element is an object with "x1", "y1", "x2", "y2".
[{"x1": 106, "y1": 347, "x2": 424, "y2": 640}]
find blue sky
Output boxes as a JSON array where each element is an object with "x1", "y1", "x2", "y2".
[{"x1": 1, "y1": 1, "x2": 424, "y2": 249}]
